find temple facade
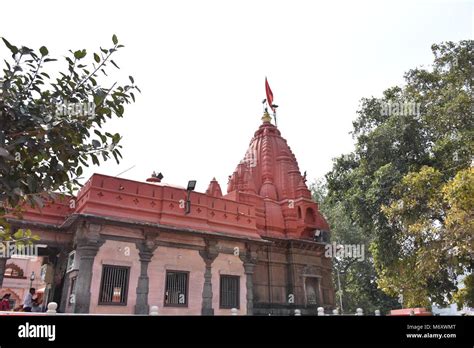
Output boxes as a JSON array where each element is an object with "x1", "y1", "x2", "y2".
[{"x1": 3, "y1": 111, "x2": 334, "y2": 315}]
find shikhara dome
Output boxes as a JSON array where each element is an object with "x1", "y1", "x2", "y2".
[{"x1": 225, "y1": 111, "x2": 329, "y2": 240}]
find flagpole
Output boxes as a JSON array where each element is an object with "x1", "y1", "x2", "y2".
[{"x1": 265, "y1": 77, "x2": 278, "y2": 127}]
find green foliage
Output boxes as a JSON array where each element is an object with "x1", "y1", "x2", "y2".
[
  {"x1": 0, "y1": 34, "x2": 139, "y2": 246},
  {"x1": 325, "y1": 40, "x2": 473, "y2": 308},
  {"x1": 453, "y1": 274, "x2": 474, "y2": 309},
  {"x1": 311, "y1": 180, "x2": 399, "y2": 314},
  {"x1": 380, "y1": 167, "x2": 473, "y2": 307}
]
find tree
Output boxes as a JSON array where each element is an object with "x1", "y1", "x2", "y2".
[
  {"x1": 0, "y1": 35, "x2": 139, "y2": 285},
  {"x1": 381, "y1": 167, "x2": 473, "y2": 307},
  {"x1": 325, "y1": 40, "x2": 473, "y2": 308},
  {"x1": 453, "y1": 274, "x2": 474, "y2": 309},
  {"x1": 311, "y1": 179, "x2": 399, "y2": 314}
]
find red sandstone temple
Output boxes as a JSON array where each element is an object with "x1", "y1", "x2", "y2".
[{"x1": 3, "y1": 111, "x2": 334, "y2": 315}]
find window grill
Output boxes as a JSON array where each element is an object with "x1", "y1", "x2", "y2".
[
  {"x1": 164, "y1": 271, "x2": 188, "y2": 306},
  {"x1": 98, "y1": 265, "x2": 130, "y2": 305},
  {"x1": 220, "y1": 275, "x2": 240, "y2": 309}
]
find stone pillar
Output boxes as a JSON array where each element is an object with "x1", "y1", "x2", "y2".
[
  {"x1": 51, "y1": 248, "x2": 71, "y2": 310},
  {"x1": 286, "y1": 243, "x2": 297, "y2": 304},
  {"x1": 240, "y1": 244, "x2": 258, "y2": 316},
  {"x1": 199, "y1": 240, "x2": 218, "y2": 315},
  {"x1": 59, "y1": 273, "x2": 71, "y2": 312},
  {"x1": 72, "y1": 223, "x2": 104, "y2": 313},
  {"x1": 243, "y1": 262, "x2": 256, "y2": 315},
  {"x1": 0, "y1": 257, "x2": 8, "y2": 288},
  {"x1": 135, "y1": 235, "x2": 158, "y2": 314}
]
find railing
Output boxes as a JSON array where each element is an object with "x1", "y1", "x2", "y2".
[
  {"x1": 0, "y1": 303, "x2": 384, "y2": 316},
  {"x1": 294, "y1": 307, "x2": 382, "y2": 316}
]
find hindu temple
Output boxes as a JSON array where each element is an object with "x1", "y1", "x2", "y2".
[{"x1": 1, "y1": 110, "x2": 334, "y2": 315}]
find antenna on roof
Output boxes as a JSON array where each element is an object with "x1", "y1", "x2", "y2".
[{"x1": 115, "y1": 165, "x2": 136, "y2": 177}]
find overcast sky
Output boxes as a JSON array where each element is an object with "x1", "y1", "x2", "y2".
[{"x1": 1, "y1": 0, "x2": 472, "y2": 193}]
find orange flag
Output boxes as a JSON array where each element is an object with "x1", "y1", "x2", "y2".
[{"x1": 265, "y1": 77, "x2": 274, "y2": 112}]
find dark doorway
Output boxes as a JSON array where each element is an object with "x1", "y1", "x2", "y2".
[{"x1": 304, "y1": 277, "x2": 320, "y2": 305}]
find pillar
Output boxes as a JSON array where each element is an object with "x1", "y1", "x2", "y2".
[
  {"x1": 51, "y1": 248, "x2": 71, "y2": 311},
  {"x1": 286, "y1": 243, "x2": 297, "y2": 304},
  {"x1": 199, "y1": 240, "x2": 218, "y2": 315},
  {"x1": 56, "y1": 246, "x2": 76, "y2": 312},
  {"x1": 240, "y1": 244, "x2": 258, "y2": 316},
  {"x1": 135, "y1": 236, "x2": 158, "y2": 314},
  {"x1": 243, "y1": 262, "x2": 256, "y2": 315},
  {"x1": 0, "y1": 257, "x2": 8, "y2": 288},
  {"x1": 59, "y1": 272, "x2": 71, "y2": 312},
  {"x1": 72, "y1": 223, "x2": 104, "y2": 313}
]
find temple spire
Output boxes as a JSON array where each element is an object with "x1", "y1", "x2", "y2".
[
  {"x1": 206, "y1": 177, "x2": 223, "y2": 198},
  {"x1": 261, "y1": 109, "x2": 272, "y2": 124}
]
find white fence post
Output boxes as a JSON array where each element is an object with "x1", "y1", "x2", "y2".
[
  {"x1": 150, "y1": 306, "x2": 159, "y2": 315},
  {"x1": 46, "y1": 302, "x2": 57, "y2": 314},
  {"x1": 294, "y1": 309, "x2": 301, "y2": 316},
  {"x1": 375, "y1": 309, "x2": 381, "y2": 316},
  {"x1": 317, "y1": 307, "x2": 325, "y2": 316},
  {"x1": 231, "y1": 308, "x2": 238, "y2": 316}
]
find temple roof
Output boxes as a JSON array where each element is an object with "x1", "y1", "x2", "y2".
[
  {"x1": 227, "y1": 111, "x2": 311, "y2": 201},
  {"x1": 8, "y1": 110, "x2": 329, "y2": 243},
  {"x1": 206, "y1": 178, "x2": 223, "y2": 198},
  {"x1": 225, "y1": 111, "x2": 329, "y2": 240}
]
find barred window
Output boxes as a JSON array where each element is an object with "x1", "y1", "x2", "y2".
[
  {"x1": 164, "y1": 271, "x2": 188, "y2": 306},
  {"x1": 220, "y1": 275, "x2": 240, "y2": 309},
  {"x1": 98, "y1": 265, "x2": 130, "y2": 305}
]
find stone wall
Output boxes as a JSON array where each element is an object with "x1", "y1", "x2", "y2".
[
  {"x1": 148, "y1": 246, "x2": 204, "y2": 315},
  {"x1": 89, "y1": 239, "x2": 140, "y2": 314}
]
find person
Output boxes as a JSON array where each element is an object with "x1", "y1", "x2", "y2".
[
  {"x1": 23, "y1": 288, "x2": 35, "y2": 312},
  {"x1": 31, "y1": 295, "x2": 43, "y2": 312},
  {"x1": 0, "y1": 294, "x2": 11, "y2": 311}
]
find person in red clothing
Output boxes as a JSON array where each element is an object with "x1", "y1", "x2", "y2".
[{"x1": 0, "y1": 293, "x2": 11, "y2": 311}]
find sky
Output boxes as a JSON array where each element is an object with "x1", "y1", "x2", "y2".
[{"x1": 1, "y1": 0, "x2": 472, "y2": 193}]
